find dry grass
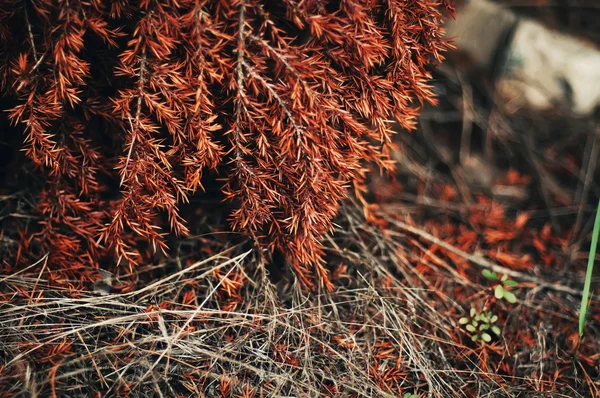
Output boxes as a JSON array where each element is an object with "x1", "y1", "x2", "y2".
[{"x1": 1, "y1": 200, "x2": 598, "y2": 397}]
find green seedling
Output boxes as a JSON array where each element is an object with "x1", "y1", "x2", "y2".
[
  {"x1": 482, "y1": 270, "x2": 517, "y2": 303},
  {"x1": 579, "y1": 200, "x2": 600, "y2": 338},
  {"x1": 459, "y1": 307, "x2": 501, "y2": 343},
  {"x1": 403, "y1": 393, "x2": 419, "y2": 398}
]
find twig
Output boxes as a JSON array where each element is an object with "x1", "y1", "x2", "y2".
[{"x1": 386, "y1": 217, "x2": 581, "y2": 296}]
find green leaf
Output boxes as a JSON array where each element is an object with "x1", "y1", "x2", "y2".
[
  {"x1": 466, "y1": 324, "x2": 476, "y2": 333},
  {"x1": 470, "y1": 307, "x2": 476, "y2": 317},
  {"x1": 580, "y1": 200, "x2": 600, "y2": 337},
  {"x1": 482, "y1": 270, "x2": 498, "y2": 280},
  {"x1": 495, "y1": 284, "x2": 504, "y2": 299},
  {"x1": 480, "y1": 324, "x2": 490, "y2": 331},
  {"x1": 459, "y1": 317, "x2": 469, "y2": 325},
  {"x1": 492, "y1": 325, "x2": 501, "y2": 335},
  {"x1": 480, "y1": 314, "x2": 489, "y2": 323},
  {"x1": 501, "y1": 274, "x2": 508, "y2": 282},
  {"x1": 474, "y1": 314, "x2": 481, "y2": 322},
  {"x1": 490, "y1": 315, "x2": 498, "y2": 323},
  {"x1": 503, "y1": 290, "x2": 517, "y2": 304},
  {"x1": 481, "y1": 332, "x2": 492, "y2": 342},
  {"x1": 504, "y1": 280, "x2": 517, "y2": 287},
  {"x1": 471, "y1": 320, "x2": 478, "y2": 327},
  {"x1": 471, "y1": 335, "x2": 479, "y2": 342}
]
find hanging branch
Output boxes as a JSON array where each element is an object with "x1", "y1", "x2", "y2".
[
  {"x1": 2, "y1": 0, "x2": 454, "y2": 287},
  {"x1": 4, "y1": 0, "x2": 115, "y2": 271}
]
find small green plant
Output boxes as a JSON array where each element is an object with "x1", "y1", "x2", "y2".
[
  {"x1": 579, "y1": 200, "x2": 600, "y2": 337},
  {"x1": 459, "y1": 307, "x2": 501, "y2": 343},
  {"x1": 403, "y1": 393, "x2": 419, "y2": 398},
  {"x1": 482, "y1": 270, "x2": 518, "y2": 303}
]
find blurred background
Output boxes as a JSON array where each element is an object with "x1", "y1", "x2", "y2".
[{"x1": 380, "y1": 0, "x2": 600, "y2": 247}]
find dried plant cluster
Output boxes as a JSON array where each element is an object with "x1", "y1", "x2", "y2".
[
  {"x1": 0, "y1": 0, "x2": 453, "y2": 286},
  {"x1": 1, "y1": 201, "x2": 597, "y2": 397}
]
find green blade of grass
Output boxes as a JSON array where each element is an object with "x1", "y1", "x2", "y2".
[{"x1": 579, "y1": 199, "x2": 600, "y2": 337}]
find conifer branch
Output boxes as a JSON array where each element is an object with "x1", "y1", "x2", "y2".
[{"x1": 1, "y1": 0, "x2": 455, "y2": 286}]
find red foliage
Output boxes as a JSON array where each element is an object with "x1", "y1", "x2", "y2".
[{"x1": 0, "y1": 0, "x2": 453, "y2": 287}]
